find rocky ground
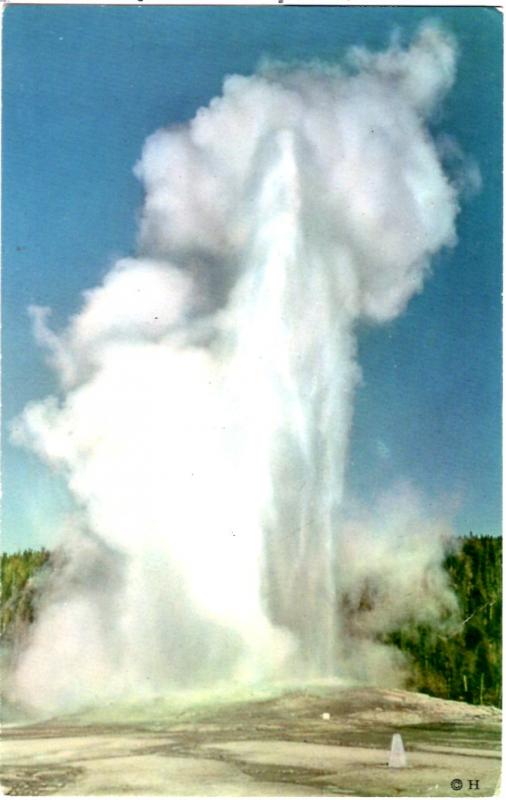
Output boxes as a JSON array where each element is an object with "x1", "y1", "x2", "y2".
[{"x1": 0, "y1": 685, "x2": 501, "y2": 796}]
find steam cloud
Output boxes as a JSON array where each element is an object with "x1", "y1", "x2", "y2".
[{"x1": 9, "y1": 24, "x2": 467, "y2": 712}]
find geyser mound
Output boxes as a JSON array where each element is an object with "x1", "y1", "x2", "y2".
[{"x1": 9, "y1": 23, "x2": 469, "y2": 713}]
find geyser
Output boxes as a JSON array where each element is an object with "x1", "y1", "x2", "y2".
[{"x1": 9, "y1": 24, "x2": 466, "y2": 712}]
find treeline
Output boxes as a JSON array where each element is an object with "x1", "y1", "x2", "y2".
[
  {"x1": 1, "y1": 548, "x2": 51, "y2": 640},
  {"x1": 387, "y1": 535, "x2": 502, "y2": 706},
  {"x1": 0, "y1": 536, "x2": 502, "y2": 706}
]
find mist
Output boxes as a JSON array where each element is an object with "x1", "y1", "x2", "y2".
[{"x1": 8, "y1": 23, "x2": 469, "y2": 713}]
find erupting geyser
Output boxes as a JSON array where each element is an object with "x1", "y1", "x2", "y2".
[{"x1": 9, "y1": 24, "x2": 468, "y2": 712}]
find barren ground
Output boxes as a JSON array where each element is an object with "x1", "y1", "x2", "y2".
[{"x1": 0, "y1": 686, "x2": 501, "y2": 796}]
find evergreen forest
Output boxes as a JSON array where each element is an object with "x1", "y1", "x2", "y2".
[{"x1": 386, "y1": 535, "x2": 502, "y2": 706}]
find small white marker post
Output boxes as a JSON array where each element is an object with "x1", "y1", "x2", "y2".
[{"x1": 388, "y1": 733, "x2": 407, "y2": 768}]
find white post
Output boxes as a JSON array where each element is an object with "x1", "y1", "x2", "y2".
[{"x1": 388, "y1": 733, "x2": 407, "y2": 768}]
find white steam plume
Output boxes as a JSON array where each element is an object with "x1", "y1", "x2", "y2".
[
  {"x1": 335, "y1": 486, "x2": 459, "y2": 685},
  {"x1": 9, "y1": 24, "x2": 468, "y2": 712}
]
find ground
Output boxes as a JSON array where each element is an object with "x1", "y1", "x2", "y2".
[{"x1": 0, "y1": 685, "x2": 501, "y2": 796}]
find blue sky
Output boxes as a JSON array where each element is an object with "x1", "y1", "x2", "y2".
[{"x1": 2, "y1": 5, "x2": 502, "y2": 551}]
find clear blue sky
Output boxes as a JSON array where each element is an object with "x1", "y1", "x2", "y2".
[{"x1": 2, "y1": 5, "x2": 502, "y2": 551}]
